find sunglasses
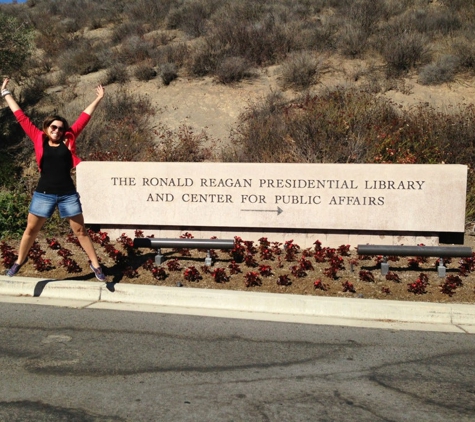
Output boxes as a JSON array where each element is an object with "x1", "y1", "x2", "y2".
[{"x1": 49, "y1": 124, "x2": 65, "y2": 132}]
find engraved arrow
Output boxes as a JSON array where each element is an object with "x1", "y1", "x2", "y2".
[{"x1": 241, "y1": 207, "x2": 283, "y2": 215}]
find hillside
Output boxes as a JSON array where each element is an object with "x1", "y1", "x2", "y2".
[{"x1": 2, "y1": 0, "x2": 475, "y2": 148}]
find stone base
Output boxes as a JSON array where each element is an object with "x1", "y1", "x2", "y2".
[{"x1": 89, "y1": 225, "x2": 460, "y2": 249}]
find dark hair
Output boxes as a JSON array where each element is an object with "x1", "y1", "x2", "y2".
[{"x1": 42, "y1": 115, "x2": 70, "y2": 137}]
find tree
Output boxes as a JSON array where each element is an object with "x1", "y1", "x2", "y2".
[{"x1": 0, "y1": 11, "x2": 33, "y2": 76}]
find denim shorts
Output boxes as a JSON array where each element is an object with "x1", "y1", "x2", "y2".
[{"x1": 29, "y1": 191, "x2": 83, "y2": 218}]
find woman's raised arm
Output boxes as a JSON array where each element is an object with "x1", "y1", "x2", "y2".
[{"x1": 1, "y1": 78, "x2": 21, "y2": 113}]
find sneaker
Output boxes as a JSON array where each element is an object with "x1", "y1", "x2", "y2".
[
  {"x1": 90, "y1": 263, "x2": 106, "y2": 281},
  {"x1": 6, "y1": 258, "x2": 27, "y2": 277},
  {"x1": 7, "y1": 262, "x2": 21, "y2": 277}
]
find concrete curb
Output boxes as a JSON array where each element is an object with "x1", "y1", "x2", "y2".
[{"x1": 1, "y1": 275, "x2": 475, "y2": 326}]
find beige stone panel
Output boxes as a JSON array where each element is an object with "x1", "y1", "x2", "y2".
[
  {"x1": 414, "y1": 235, "x2": 439, "y2": 246},
  {"x1": 324, "y1": 234, "x2": 351, "y2": 247},
  {"x1": 77, "y1": 162, "x2": 467, "y2": 233},
  {"x1": 349, "y1": 234, "x2": 372, "y2": 247}
]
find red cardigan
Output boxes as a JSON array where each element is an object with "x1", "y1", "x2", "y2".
[{"x1": 13, "y1": 110, "x2": 91, "y2": 171}]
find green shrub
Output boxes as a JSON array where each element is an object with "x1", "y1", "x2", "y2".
[
  {"x1": 152, "y1": 124, "x2": 215, "y2": 162},
  {"x1": 189, "y1": 38, "x2": 226, "y2": 76},
  {"x1": 379, "y1": 31, "x2": 431, "y2": 76},
  {"x1": 452, "y1": 32, "x2": 475, "y2": 71},
  {"x1": 0, "y1": 11, "x2": 34, "y2": 76},
  {"x1": 228, "y1": 91, "x2": 291, "y2": 162},
  {"x1": 111, "y1": 21, "x2": 146, "y2": 44},
  {"x1": 26, "y1": 54, "x2": 54, "y2": 74},
  {"x1": 382, "y1": 0, "x2": 413, "y2": 17},
  {"x1": 159, "y1": 63, "x2": 178, "y2": 85},
  {"x1": 440, "y1": 0, "x2": 472, "y2": 12},
  {"x1": 418, "y1": 55, "x2": 459, "y2": 85},
  {"x1": 406, "y1": 8, "x2": 461, "y2": 35},
  {"x1": 117, "y1": 35, "x2": 152, "y2": 65},
  {"x1": 0, "y1": 190, "x2": 30, "y2": 238},
  {"x1": 307, "y1": 17, "x2": 338, "y2": 51},
  {"x1": 206, "y1": 2, "x2": 292, "y2": 66},
  {"x1": 280, "y1": 51, "x2": 326, "y2": 90},
  {"x1": 28, "y1": 10, "x2": 74, "y2": 60},
  {"x1": 60, "y1": 17, "x2": 81, "y2": 34},
  {"x1": 58, "y1": 40, "x2": 102, "y2": 76},
  {"x1": 289, "y1": 18, "x2": 336, "y2": 52},
  {"x1": 466, "y1": 171, "x2": 475, "y2": 222},
  {"x1": 231, "y1": 87, "x2": 475, "y2": 164},
  {"x1": 167, "y1": 0, "x2": 219, "y2": 37},
  {"x1": 20, "y1": 75, "x2": 51, "y2": 106},
  {"x1": 125, "y1": 0, "x2": 173, "y2": 28},
  {"x1": 0, "y1": 153, "x2": 21, "y2": 189},
  {"x1": 134, "y1": 64, "x2": 157, "y2": 81},
  {"x1": 151, "y1": 43, "x2": 189, "y2": 68},
  {"x1": 340, "y1": 0, "x2": 387, "y2": 35},
  {"x1": 215, "y1": 56, "x2": 252, "y2": 84},
  {"x1": 73, "y1": 89, "x2": 156, "y2": 162},
  {"x1": 336, "y1": 23, "x2": 369, "y2": 58},
  {"x1": 103, "y1": 63, "x2": 130, "y2": 85},
  {"x1": 28, "y1": 0, "x2": 113, "y2": 32}
]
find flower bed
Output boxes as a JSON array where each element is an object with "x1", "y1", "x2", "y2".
[{"x1": 1, "y1": 230, "x2": 475, "y2": 304}]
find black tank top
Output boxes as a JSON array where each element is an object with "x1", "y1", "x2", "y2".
[{"x1": 36, "y1": 140, "x2": 76, "y2": 194}]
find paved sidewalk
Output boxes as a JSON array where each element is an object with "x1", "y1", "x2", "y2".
[{"x1": 1, "y1": 275, "x2": 475, "y2": 333}]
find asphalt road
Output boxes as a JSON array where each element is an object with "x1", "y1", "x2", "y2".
[{"x1": 0, "y1": 301, "x2": 474, "y2": 422}]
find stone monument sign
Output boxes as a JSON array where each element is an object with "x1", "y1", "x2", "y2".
[{"x1": 76, "y1": 162, "x2": 467, "y2": 246}]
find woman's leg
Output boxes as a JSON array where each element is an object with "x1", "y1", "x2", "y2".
[
  {"x1": 16, "y1": 213, "x2": 47, "y2": 265},
  {"x1": 67, "y1": 213, "x2": 101, "y2": 268}
]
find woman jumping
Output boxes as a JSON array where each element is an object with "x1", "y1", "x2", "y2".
[{"x1": 1, "y1": 78, "x2": 106, "y2": 281}]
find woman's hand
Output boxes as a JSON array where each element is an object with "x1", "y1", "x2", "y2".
[
  {"x1": 83, "y1": 84, "x2": 106, "y2": 116},
  {"x1": 1, "y1": 77, "x2": 20, "y2": 112},
  {"x1": 95, "y1": 84, "x2": 105, "y2": 100}
]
